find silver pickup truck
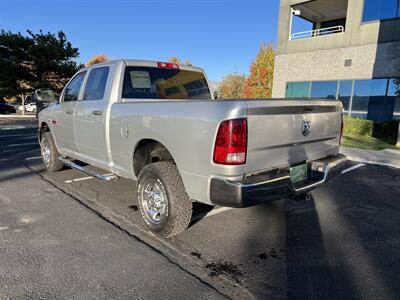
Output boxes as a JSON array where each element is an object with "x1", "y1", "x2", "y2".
[{"x1": 38, "y1": 59, "x2": 346, "y2": 237}]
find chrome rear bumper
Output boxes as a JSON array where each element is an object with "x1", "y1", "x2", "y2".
[{"x1": 210, "y1": 153, "x2": 347, "y2": 207}]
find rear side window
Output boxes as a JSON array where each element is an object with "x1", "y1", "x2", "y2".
[
  {"x1": 83, "y1": 67, "x2": 110, "y2": 100},
  {"x1": 122, "y1": 66, "x2": 211, "y2": 100},
  {"x1": 64, "y1": 71, "x2": 86, "y2": 102}
]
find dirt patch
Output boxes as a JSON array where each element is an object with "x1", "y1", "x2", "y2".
[
  {"x1": 128, "y1": 205, "x2": 138, "y2": 211},
  {"x1": 190, "y1": 252, "x2": 202, "y2": 259},
  {"x1": 257, "y1": 253, "x2": 268, "y2": 260},
  {"x1": 206, "y1": 260, "x2": 243, "y2": 284}
]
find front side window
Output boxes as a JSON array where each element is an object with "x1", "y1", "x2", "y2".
[
  {"x1": 285, "y1": 82, "x2": 310, "y2": 98},
  {"x1": 362, "y1": 0, "x2": 399, "y2": 22},
  {"x1": 83, "y1": 67, "x2": 110, "y2": 100},
  {"x1": 122, "y1": 67, "x2": 211, "y2": 100},
  {"x1": 310, "y1": 81, "x2": 338, "y2": 99},
  {"x1": 63, "y1": 71, "x2": 86, "y2": 102}
]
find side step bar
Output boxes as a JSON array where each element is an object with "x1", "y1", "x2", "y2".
[{"x1": 58, "y1": 157, "x2": 118, "y2": 181}]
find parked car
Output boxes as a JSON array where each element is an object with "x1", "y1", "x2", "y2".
[
  {"x1": 0, "y1": 103, "x2": 17, "y2": 114},
  {"x1": 18, "y1": 102, "x2": 37, "y2": 112},
  {"x1": 38, "y1": 59, "x2": 346, "y2": 237},
  {"x1": 25, "y1": 103, "x2": 37, "y2": 113}
]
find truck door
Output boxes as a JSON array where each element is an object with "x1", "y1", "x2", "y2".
[
  {"x1": 51, "y1": 71, "x2": 86, "y2": 155},
  {"x1": 75, "y1": 66, "x2": 111, "y2": 165}
]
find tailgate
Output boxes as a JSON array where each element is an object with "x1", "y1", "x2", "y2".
[{"x1": 245, "y1": 100, "x2": 342, "y2": 174}]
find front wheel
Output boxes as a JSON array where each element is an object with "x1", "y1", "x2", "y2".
[
  {"x1": 137, "y1": 162, "x2": 192, "y2": 238},
  {"x1": 40, "y1": 131, "x2": 64, "y2": 172}
]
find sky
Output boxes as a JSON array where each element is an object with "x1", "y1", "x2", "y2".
[{"x1": 0, "y1": 0, "x2": 280, "y2": 81}]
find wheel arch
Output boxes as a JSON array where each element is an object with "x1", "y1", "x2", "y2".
[
  {"x1": 39, "y1": 122, "x2": 51, "y2": 141},
  {"x1": 132, "y1": 139, "x2": 176, "y2": 177}
]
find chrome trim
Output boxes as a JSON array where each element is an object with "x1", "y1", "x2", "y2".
[
  {"x1": 58, "y1": 156, "x2": 118, "y2": 181},
  {"x1": 293, "y1": 157, "x2": 346, "y2": 192},
  {"x1": 224, "y1": 156, "x2": 347, "y2": 190}
]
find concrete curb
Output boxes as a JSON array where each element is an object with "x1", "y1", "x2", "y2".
[{"x1": 343, "y1": 155, "x2": 400, "y2": 169}]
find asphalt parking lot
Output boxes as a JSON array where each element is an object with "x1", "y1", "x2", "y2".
[{"x1": 1, "y1": 117, "x2": 400, "y2": 299}]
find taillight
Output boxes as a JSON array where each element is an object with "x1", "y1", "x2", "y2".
[
  {"x1": 339, "y1": 112, "x2": 344, "y2": 146},
  {"x1": 213, "y1": 118, "x2": 247, "y2": 165},
  {"x1": 157, "y1": 62, "x2": 180, "y2": 69}
]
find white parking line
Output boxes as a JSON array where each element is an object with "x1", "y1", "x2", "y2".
[
  {"x1": 25, "y1": 156, "x2": 42, "y2": 161},
  {"x1": 64, "y1": 173, "x2": 114, "y2": 184},
  {"x1": 7, "y1": 142, "x2": 38, "y2": 147},
  {"x1": 0, "y1": 134, "x2": 36, "y2": 138},
  {"x1": 341, "y1": 163, "x2": 365, "y2": 175}
]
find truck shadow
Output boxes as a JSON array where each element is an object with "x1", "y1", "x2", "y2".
[{"x1": 284, "y1": 196, "x2": 342, "y2": 299}]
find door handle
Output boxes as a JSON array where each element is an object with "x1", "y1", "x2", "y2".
[
  {"x1": 92, "y1": 110, "x2": 103, "y2": 116},
  {"x1": 66, "y1": 110, "x2": 73, "y2": 114}
]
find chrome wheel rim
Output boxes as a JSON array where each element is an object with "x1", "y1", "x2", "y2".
[
  {"x1": 41, "y1": 137, "x2": 51, "y2": 167},
  {"x1": 141, "y1": 178, "x2": 168, "y2": 224}
]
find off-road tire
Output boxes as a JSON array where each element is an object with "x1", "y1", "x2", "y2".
[
  {"x1": 41, "y1": 131, "x2": 64, "y2": 172},
  {"x1": 137, "y1": 162, "x2": 192, "y2": 238}
]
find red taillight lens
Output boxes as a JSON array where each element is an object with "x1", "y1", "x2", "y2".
[
  {"x1": 339, "y1": 113, "x2": 344, "y2": 146},
  {"x1": 157, "y1": 62, "x2": 180, "y2": 69},
  {"x1": 213, "y1": 118, "x2": 247, "y2": 165}
]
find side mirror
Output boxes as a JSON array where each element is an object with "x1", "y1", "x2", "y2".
[
  {"x1": 213, "y1": 91, "x2": 219, "y2": 100},
  {"x1": 35, "y1": 89, "x2": 58, "y2": 103}
]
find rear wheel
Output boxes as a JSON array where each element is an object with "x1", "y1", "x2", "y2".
[
  {"x1": 40, "y1": 131, "x2": 64, "y2": 172},
  {"x1": 3, "y1": 110, "x2": 10, "y2": 115},
  {"x1": 137, "y1": 162, "x2": 192, "y2": 237}
]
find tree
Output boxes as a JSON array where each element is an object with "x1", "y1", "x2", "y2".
[
  {"x1": 218, "y1": 73, "x2": 246, "y2": 99},
  {"x1": 0, "y1": 30, "x2": 80, "y2": 102},
  {"x1": 167, "y1": 56, "x2": 192, "y2": 66},
  {"x1": 243, "y1": 43, "x2": 275, "y2": 98},
  {"x1": 86, "y1": 54, "x2": 108, "y2": 66}
]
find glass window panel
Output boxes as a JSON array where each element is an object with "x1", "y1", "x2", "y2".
[
  {"x1": 353, "y1": 79, "x2": 387, "y2": 97},
  {"x1": 388, "y1": 78, "x2": 400, "y2": 96},
  {"x1": 350, "y1": 113, "x2": 367, "y2": 120},
  {"x1": 83, "y1": 67, "x2": 110, "y2": 100},
  {"x1": 388, "y1": 78, "x2": 400, "y2": 116},
  {"x1": 285, "y1": 82, "x2": 310, "y2": 98},
  {"x1": 394, "y1": 98, "x2": 400, "y2": 113},
  {"x1": 338, "y1": 80, "x2": 352, "y2": 111},
  {"x1": 362, "y1": 0, "x2": 398, "y2": 22},
  {"x1": 398, "y1": 1, "x2": 400, "y2": 17},
  {"x1": 310, "y1": 81, "x2": 338, "y2": 99},
  {"x1": 122, "y1": 67, "x2": 211, "y2": 100},
  {"x1": 353, "y1": 79, "x2": 394, "y2": 121},
  {"x1": 63, "y1": 71, "x2": 86, "y2": 102}
]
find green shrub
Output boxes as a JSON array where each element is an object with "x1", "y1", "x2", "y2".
[
  {"x1": 343, "y1": 116, "x2": 373, "y2": 136},
  {"x1": 372, "y1": 120, "x2": 400, "y2": 140}
]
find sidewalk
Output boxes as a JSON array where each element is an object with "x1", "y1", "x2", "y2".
[{"x1": 340, "y1": 146, "x2": 400, "y2": 169}]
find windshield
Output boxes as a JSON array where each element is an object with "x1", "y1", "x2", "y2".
[{"x1": 122, "y1": 66, "x2": 211, "y2": 100}]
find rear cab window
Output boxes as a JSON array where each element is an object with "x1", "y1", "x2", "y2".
[{"x1": 122, "y1": 66, "x2": 211, "y2": 100}]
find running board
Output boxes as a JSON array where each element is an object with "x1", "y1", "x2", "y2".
[{"x1": 58, "y1": 157, "x2": 118, "y2": 181}]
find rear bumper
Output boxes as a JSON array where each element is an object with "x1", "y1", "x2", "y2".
[{"x1": 210, "y1": 153, "x2": 346, "y2": 207}]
